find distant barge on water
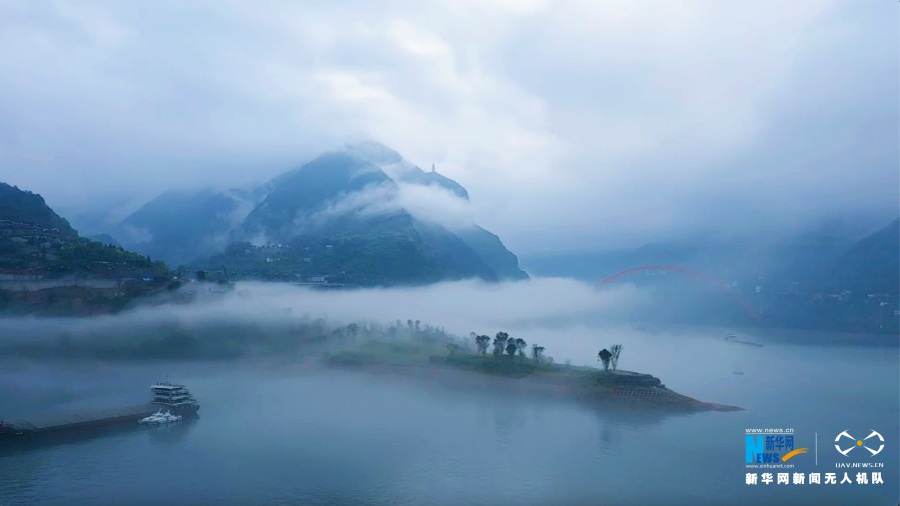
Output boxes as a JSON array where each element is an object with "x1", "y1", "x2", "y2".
[
  {"x1": 0, "y1": 381, "x2": 199, "y2": 440},
  {"x1": 724, "y1": 333, "x2": 763, "y2": 347}
]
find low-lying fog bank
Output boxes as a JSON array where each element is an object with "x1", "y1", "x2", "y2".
[
  {"x1": 2, "y1": 277, "x2": 896, "y2": 420},
  {"x1": 0, "y1": 278, "x2": 643, "y2": 360},
  {"x1": 0, "y1": 276, "x2": 893, "y2": 368}
]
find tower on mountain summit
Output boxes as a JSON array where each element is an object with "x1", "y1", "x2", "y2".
[{"x1": 431, "y1": 163, "x2": 435, "y2": 173}]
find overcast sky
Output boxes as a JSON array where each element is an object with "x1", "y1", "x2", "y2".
[{"x1": 0, "y1": 0, "x2": 896, "y2": 254}]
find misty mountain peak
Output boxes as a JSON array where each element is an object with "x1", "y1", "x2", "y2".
[
  {"x1": 231, "y1": 151, "x2": 395, "y2": 243},
  {"x1": 340, "y1": 142, "x2": 469, "y2": 201},
  {"x1": 344, "y1": 141, "x2": 404, "y2": 165},
  {"x1": 101, "y1": 144, "x2": 526, "y2": 281}
]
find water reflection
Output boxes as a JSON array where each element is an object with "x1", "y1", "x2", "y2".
[
  {"x1": 592, "y1": 403, "x2": 691, "y2": 455},
  {"x1": 597, "y1": 425, "x2": 616, "y2": 455},
  {"x1": 146, "y1": 415, "x2": 199, "y2": 447},
  {"x1": 491, "y1": 403, "x2": 527, "y2": 437}
]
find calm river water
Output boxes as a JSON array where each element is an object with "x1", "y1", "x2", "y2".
[{"x1": 0, "y1": 328, "x2": 897, "y2": 506}]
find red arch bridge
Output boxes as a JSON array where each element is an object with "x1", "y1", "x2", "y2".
[{"x1": 594, "y1": 265, "x2": 761, "y2": 320}]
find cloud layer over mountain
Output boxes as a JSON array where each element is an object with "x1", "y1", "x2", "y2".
[
  {"x1": 0, "y1": 0, "x2": 896, "y2": 254},
  {"x1": 306, "y1": 181, "x2": 474, "y2": 234}
]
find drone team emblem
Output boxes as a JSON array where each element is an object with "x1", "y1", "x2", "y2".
[{"x1": 835, "y1": 430, "x2": 884, "y2": 457}]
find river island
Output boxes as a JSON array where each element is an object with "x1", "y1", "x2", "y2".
[{"x1": 324, "y1": 336, "x2": 743, "y2": 413}]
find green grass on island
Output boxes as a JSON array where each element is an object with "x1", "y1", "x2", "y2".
[{"x1": 326, "y1": 338, "x2": 662, "y2": 387}]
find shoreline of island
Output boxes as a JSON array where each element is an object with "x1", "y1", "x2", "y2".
[{"x1": 324, "y1": 345, "x2": 743, "y2": 413}]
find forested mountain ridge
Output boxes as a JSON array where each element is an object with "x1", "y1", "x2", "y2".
[
  {"x1": 0, "y1": 182, "x2": 173, "y2": 316},
  {"x1": 825, "y1": 218, "x2": 899, "y2": 295},
  {"x1": 0, "y1": 182, "x2": 168, "y2": 278},
  {"x1": 520, "y1": 217, "x2": 900, "y2": 334},
  {"x1": 0, "y1": 182, "x2": 76, "y2": 236}
]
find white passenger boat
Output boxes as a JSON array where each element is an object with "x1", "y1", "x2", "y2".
[
  {"x1": 137, "y1": 379, "x2": 199, "y2": 425},
  {"x1": 139, "y1": 410, "x2": 182, "y2": 424}
]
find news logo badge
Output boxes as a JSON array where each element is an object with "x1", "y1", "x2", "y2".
[{"x1": 746, "y1": 434, "x2": 808, "y2": 464}]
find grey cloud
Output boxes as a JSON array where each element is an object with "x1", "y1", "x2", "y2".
[
  {"x1": 119, "y1": 224, "x2": 153, "y2": 245},
  {"x1": 0, "y1": 0, "x2": 895, "y2": 254},
  {"x1": 393, "y1": 183, "x2": 474, "y2": 230}
]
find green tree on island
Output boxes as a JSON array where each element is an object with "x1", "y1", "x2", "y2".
[
  {"x1": 505, "y1": 340, "x2": 518, "y2": 357},
  {"x1": 531, "y1": 344, "x2": 545, "y2": 362},
  {"x1": 610, "y1": 344, "x2": 623, "y2": 371},
  {"x1": 598, "y1": 348, "x2": 612, "y2": 371},
  {"x1": 492, "y1": 332, "x2": 509, "y2": 356},
  {"x1": 514, "y1": 338, "x2": 527, "y2": 357},
  {"x1": 475, "y1": 335, "x2": 491, "y2": 355}
]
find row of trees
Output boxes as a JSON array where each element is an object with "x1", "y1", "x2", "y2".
[
  {"x1": 466, "y1": 331, "x2": 626, "y2": 373},
  {"x1": 467, "y1": 331, "x2": 553, "y2": 364},
  {"x1": 333, "y1": 319, "x2": 453, "y2": 343},
  {"x1": 345, "y1": 321, "x2": 625, "y2": 373}
]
